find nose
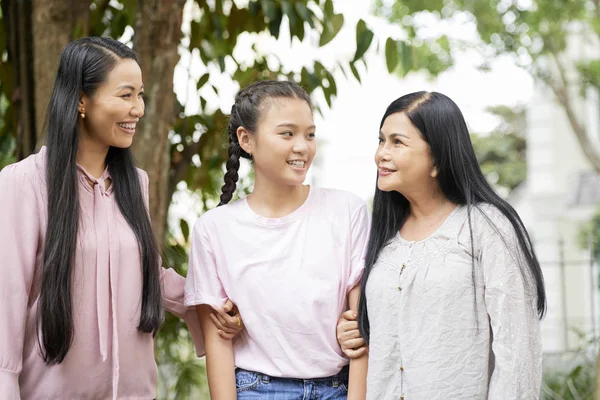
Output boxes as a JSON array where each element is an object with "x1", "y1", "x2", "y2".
[
  {"x1": 131, "y1": 97, "x2": 145, "y2": 118},
  {"x1": 292, "y1": 136, "x2": 309, "y2": 154},
  {"x1": 374, "y1": 143, "x2": 391, "y2": 164}
]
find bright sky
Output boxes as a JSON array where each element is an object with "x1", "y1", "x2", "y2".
[{"x1": 170, "y1": 0, "x2": 534, "y2": 224}]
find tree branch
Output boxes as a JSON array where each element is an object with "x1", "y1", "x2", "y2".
[{"x1": 535, "y1": 53, "x2": 600, "y2": 173}]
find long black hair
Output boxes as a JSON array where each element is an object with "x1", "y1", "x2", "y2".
[
  {"x1": 39, "y1": 37, "x2": 163, "y2": 365},
  {"x1": 357, "y1": 91, "x2": 546, "y2": 342},
  {"x1": 218, "y1": 80, "x2": 312, "y2": 205}
]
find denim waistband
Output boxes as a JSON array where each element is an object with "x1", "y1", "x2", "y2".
[{"x1": 235, "y1": 364, "x2": 349, "y2": 387}]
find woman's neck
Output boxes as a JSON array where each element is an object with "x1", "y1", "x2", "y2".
[
  {"x1": 77, "y1": 136, "x2": 109, "y2": 179},
  {"x1": 247, "y1": 178, "x2": 309, "y2": 218}
]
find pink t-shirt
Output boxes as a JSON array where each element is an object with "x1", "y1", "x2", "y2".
[{"x1": 184, "y1": 187, "x2": 369, "y2": 378}]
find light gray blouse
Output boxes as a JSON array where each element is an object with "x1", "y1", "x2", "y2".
[{"x1": 365, "y1": 204, "x2": 542, "y2": 400}]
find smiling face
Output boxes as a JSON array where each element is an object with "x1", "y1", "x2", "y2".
[
  {"x1": 375, "y1": 111, "x2": 437, "y2": 195},
  {"x1": 78, "y1": 58, "x2": 145, "y2": 149},
  {"x1": 238, "y1": 97, "x2": 316, "y2": 187}
]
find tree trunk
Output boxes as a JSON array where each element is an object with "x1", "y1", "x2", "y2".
[
  {"x1": 31, "y1": 0, "x2": 90, "y2": 142},
  {"x1": 132, "y1": 0, "x2": 186, "y2": 248},
  {"x1": 3, "y1": 0, "x2": 36, "y2": 159}
]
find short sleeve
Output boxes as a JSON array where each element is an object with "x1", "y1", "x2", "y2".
[
  {"x1": 346, "y1": 199, "x2": 370, "y2": 293},
  {"x1": 184, "y1": 217, "x2": 228, "y2": 309}
]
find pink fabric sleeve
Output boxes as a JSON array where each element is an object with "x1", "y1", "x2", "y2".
[
  {"x1": 347, "y1": 200, "x2": 370, "y2": 293},
  {"x1": 184, "y1": 217, "x2": 228, "y2": 310},
  {"x1": 0, "y1": 163, "x2": 41, "y2": 399},
  {"x1": 138, "y1": 169, "x2": 205, "y2": 357},
  {"x1": 159, "y1": 268, "x2": 205, "y2": 357}
]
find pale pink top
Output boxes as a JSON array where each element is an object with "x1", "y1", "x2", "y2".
[
  {"x1": 0, "y1": 147, "x2": 204, "y2": 400},
  {"x1": 185, "y1": 187, "x2": 369, "y2": 378}
]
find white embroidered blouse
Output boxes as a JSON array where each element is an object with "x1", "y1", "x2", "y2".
[{"x1": 365, "y1": 204, "x2": 542, "y2": 400}]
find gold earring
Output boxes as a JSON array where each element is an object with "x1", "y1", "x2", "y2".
[{"x1": 80, "y1": 111, "x2": 85, "y2": 119}]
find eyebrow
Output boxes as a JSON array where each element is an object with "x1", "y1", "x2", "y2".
[
  {"x1": 115, "y1": 84, "x2": 144, "y2": 91},
  {"x1": 379, "y1": 131, "x2": 410, "y2": 139},
  {"x1": 276, "y1": 123, "x2": 316, "y2": 130}
]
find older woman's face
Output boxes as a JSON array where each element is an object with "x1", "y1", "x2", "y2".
[{"x1": 374, "y1": 112, "x2": 436, "y2": 195}]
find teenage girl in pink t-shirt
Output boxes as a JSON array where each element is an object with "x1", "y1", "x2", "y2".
[{"x1": 184, "y1": 80, "x2": 369, "y2": 399}]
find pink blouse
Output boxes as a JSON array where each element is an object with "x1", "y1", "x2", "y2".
[{"x1": 0, "y1": 147, "x2": 204, "y2": 399}]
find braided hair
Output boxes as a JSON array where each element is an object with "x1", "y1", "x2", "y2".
[{"x1": 219, "y1": 80, "x2": 311, "y2": 205}]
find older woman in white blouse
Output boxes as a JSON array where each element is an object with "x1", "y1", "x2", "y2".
[{"x1": 338, "y1": 91, "x2": 545, "y2": 400}]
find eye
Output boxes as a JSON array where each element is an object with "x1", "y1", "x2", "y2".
[
  {"x1": 307, "y1": 132, "x2": 316, "y2": 139},
  {"x1": 120, "y1": 93, "x2": 132, "y2": 99},
  {"x1": 281, "y1": 131, "x2": 293, "y2": 137},
  {"x1": 378, "y1": 137, "x2": 384, "y2": 144},
  {"x1": 394, "y1": 139, "x2": 404, "y2": 145},
  {"x1": 138, "y1": 92, "x2": 145, "y2": 99}
]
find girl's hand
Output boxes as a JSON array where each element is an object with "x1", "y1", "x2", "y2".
[
  {"x1": 209, "y1": 299, "x2": 244, "y2": 340},
  {"x1": 337, "y1": 310, "x2": 367, "y2": 358}
]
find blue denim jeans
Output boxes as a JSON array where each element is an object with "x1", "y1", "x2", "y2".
[{"x1": 235, "y1": 365, "x2": 349, "y2": 399}]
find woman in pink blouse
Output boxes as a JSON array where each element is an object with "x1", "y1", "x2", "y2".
[{"x1": 0, "y1": 37, "x2": 241, "y2": 399}]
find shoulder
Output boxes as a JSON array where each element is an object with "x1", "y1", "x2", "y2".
[
  {"x1": 135, "y1": 168, "x2": 148, "y2": 185},
  {"x1": 192, "y1": 198, "x2": 245, "y2": 234},
  {"x1": 470, "y1": 202, "x2": 517, "y2": 238},
  {"x1": 0, "y1": 148, "x2": 46, "y2": 188},
  {"x1": 311, "y1": 187, "x2": 367, "y2": 214}
]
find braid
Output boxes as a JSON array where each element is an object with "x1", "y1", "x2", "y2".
[{"x1": 219, "y1": 133, "x2": 241, "y2": 206}]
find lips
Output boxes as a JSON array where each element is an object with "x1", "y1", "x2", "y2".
[{"x1": 378, "y1": 167, "x2": 396, "y2": 176}]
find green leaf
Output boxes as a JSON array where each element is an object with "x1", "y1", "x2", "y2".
[
  {"x1": 349, "y1": 62, "x2": 361, "y2": 83},
  {"x1": 180, "y1": 219, "x2": 190, "y2": 242},
  {"x1": 197, "y1": 73, "x2": 210, "y2": 90},
  {"x1": 319, "y1": 14, "x2": 343, "y2": 47},
  {"x1": 353, "y1": 19, "x2": 374, "y2": 61},
  {"x1": 385, "y1": 38, "x2": 399, "y2": 73},
  {"x1": 324, "y1": 0, "x2": 334, "y2": 19},
  {"x1": 218, "y1": 55, "x2": 226, "y2": 73},
  {"x1": 294, "y1": 3, "x2": 311, "y2": 21},
  {"x1": 281, "y1": 1, "x2": 296, "y2": 30}
]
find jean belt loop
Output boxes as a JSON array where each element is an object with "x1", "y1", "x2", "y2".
[
  {"x1": 332, "y1": 372, "x2": 339, "y2": 388},
  {"x1": 261, "y1": 373, "x2": 271, "y2": 384}
]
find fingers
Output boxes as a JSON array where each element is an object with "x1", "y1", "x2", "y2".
[
  {"x1": 340, "y1": 309, "x2": 358, "y2": 321},
  {"x1": 341, "y1": 337, "x2": 366, "y2": 350},
  {"x1": 218, "y1": 330, "x2": 236, "y2": 340},
  {"x1": 215, "y1": 306, "x2": 242, "y2": 331},
  {"x1": 222, "y1": 299, "x2": 234, "y2": 315},
  {"x1": 209, "y1": 313, "x2": 237, "y2": 336},
  {"x1": 338, "y1": 324, "x2": 362, "y2": 340},
  {"x1": 343, "y1": 346, "x2": 368, "y2": 359}
]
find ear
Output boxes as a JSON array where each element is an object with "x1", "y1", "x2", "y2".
[
  {"x1": 430, "y1": 165, "x2": 438, "y2": 179},
  {"x1": 237, "y1": 126, "x2": 253, "y2": 155},
  {"x1": 78, "y1": 93, "x2": 87, "y2": 113}
]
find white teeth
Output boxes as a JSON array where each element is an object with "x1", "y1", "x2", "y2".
[
  {"x1": 118, "y1": 123, "x2": 136, "y2": 130},
  {"x1": 288, "y1": 161, "x2": 305, "y2": 167}
]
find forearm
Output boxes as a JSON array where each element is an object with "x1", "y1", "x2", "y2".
[
  {"x1": 348, "y1": 355, "x2": 368, "y2": 400},
  {"x1": 196, "y1": 305, "x2": 236, "y2": 400},
  {"x1": 347, "y1": 284, "x2": 367, "y2": 399}
]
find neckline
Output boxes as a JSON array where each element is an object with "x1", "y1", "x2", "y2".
[
  {"x1": 76, "y1": 162, "x2": 113, "y2": 195},
  {"x1": 397, "y1": 204, "x2": 464, "y2": 244},
  {"x1": 243, "y1": 185, "x2": 314, "y2": 227}
]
